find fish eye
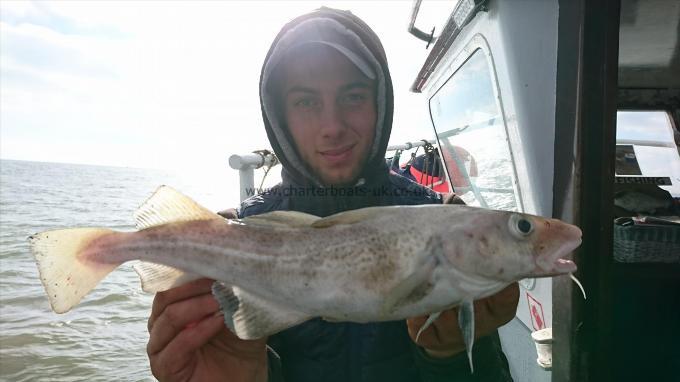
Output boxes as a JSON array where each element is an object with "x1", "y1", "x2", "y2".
[
  {"x1": 509, "y1": 214, "x2": 534, "y2": 238},
  {"x1": 518, "y1": 219, "x2": 532, "y2": 234}
]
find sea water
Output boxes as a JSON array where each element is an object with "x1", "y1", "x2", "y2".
[{"x1": 0, "y1": 159, "x2": 242, "y2": 381}]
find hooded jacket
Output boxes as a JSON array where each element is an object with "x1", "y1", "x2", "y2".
[{"x1": 238, "y1": 7, "x2": 512, "y2": 382}]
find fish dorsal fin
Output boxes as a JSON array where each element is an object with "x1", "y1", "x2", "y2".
[
  {"x1": 241, "y1": 210, "x2": 320, "y2": 228},
  {"x1": 132, "y1": 261, "x2": 201, "y2": 293},
  {"x1": 212, "y1": 283, "x2": 311, "y2": 340},
  {"x1": 134, "y1": 185, "x2": 220, "y2": 229},
  {"x1": 311, "y1": 206, "x2": 393, "y2": 228}
]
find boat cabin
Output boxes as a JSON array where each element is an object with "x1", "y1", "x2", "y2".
[{"x1": 408, "y1": 0, "x2": 679, "y2": 380}]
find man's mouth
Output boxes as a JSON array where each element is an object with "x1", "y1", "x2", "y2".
[{"x1": 319, "y1": 144, "x2": 355, "y2": 164}]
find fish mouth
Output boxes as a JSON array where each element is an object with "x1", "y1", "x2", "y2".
[
  {"x1": 553, "y1": 257, "x2": 578, "y2": 274},
  {"x1": 534, "y1": 223, "x2": 582, "y2": 277}
]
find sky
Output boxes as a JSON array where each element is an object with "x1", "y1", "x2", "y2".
[
  {"x1": 3, "y1": 1, "x2": 679, "y2": 202},
  {"x1": 0, "y1": 0, "x2": 458, "y2": 178},
  {"x1": 616, "y1": 111, "x2": 675, "y2": 143}
]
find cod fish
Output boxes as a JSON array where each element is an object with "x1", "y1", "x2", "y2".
[{"x1": 29, "y1": 186, "x2": 583, "y2": 373}]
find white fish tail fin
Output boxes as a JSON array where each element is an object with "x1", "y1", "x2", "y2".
[
  {"x1": 212, "y1": 282, "x2": 311, "y2": 340},
  {"x1": 28, "y1": 228, "x2": 118, "y2": 314},
  {"x1": 458, "y1": 300, "x2": 476, "y2": 374}
]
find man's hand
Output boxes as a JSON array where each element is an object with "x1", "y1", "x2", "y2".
[
  {"x1": 147, "y1": 278, "x2": 268, "y2": 382},
  {"x1": 406, "y1": 283, "x2": 519, "y2": 358}
]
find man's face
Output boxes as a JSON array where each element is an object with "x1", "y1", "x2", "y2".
[{"x1": 278, "y1": 47, "x2": 377, "y2": 186}]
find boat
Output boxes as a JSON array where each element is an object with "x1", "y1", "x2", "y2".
[{"x1": 229, "y1": 1, "x2": 680, "y2": 380}]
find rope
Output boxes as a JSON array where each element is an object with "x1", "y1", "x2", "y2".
[
  {"x1": 421, "y1": 140, "x2": 435, "y2": 188},
  {"x1": 390, "y1": 149, "x2": 403, "y2": 170},
  {"x1": 253, "y1": 149, "x2": 277, "y2": 192}
]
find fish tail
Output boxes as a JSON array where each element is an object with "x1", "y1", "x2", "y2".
[{"x1": 29, "y1": 228, "x2": 119, "y2": 314}]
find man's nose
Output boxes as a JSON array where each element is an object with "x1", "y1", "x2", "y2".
[{"x1": 318, "y1": 102, "x2": 346, "y2": 138}]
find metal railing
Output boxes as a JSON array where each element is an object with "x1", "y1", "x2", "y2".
[
  {"x1": 228, "y1": 151, "x2": 278, "y2": 202},
  {"x1": 229, "y1": 131, "x2": 512, "y2": 205}
]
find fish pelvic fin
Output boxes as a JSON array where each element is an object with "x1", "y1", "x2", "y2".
[
  {"x1": 415, "y1": 311, "x2": 442, "y2": 343},
  {"x1": 212, "y1": 282, "x2": 311, "y2": 340},
  {"x1": 28, "y1": 228, "x2": 118, "y2": 314},
  {"x1": 134, "y1": 185, "x2": 221, "y2": 229},
  {"x1": 132, "y1": 261, "x2": 201, "y2": 293},
  {"x1": 458, "y1": 300, "x2": 476, "y2": 374}
]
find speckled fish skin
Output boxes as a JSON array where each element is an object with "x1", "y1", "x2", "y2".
[{"x1": 73, "y1": 203, "x2": 582, "y2": 322}]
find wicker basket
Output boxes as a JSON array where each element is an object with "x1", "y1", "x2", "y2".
[{"x1": 613, "y1": 222, "x2": 680, "y2": 263}]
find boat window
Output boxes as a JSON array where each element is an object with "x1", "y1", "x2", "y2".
[
  {"x1": 429, "y1": 49, "x2": 519, "y2": 211},
  {"x1": 616, "y1": 110, "x2": 680, "y2": 197}
]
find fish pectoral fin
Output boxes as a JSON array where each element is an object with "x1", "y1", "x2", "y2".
[
  {"x1": 380, "y1": 236, "x2": 443, "y2": 315},
  {"x1": 241, "y1": 210, "x2": 320, "y2": 228},
  {"x1": 132, "y1": 261, "x2": 201, "y2": 293},
  {"x1": 380, "y1": 266, "x2": 432, "y2": 316},
  {"x1": 458, "y1": 300, "x2": 476, "y2": 374},
  {"x1": 133, "y1": 186, "x2": 221, "y2": 229},
  {"x1": 212, "y1": 283, "x2": 311, "y2": 340}
]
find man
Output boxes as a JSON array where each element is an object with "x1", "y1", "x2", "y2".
[{"x1": 146, "y1": 7, "x2": 518, "y2": 382}]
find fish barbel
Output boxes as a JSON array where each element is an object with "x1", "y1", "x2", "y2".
[{"x1": 29, "y1": 186, "x2": 582, "y2": 372}]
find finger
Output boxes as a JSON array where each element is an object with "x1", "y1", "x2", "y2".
[
  {"x1": 406, "y1": 312, "x2": 452, "y2": 349},
  {"x1": 476, "y1": 283, "x2": 520, "y2": 336},
  {"x1": 430, "y1": 309, "x2": 461, "y2": 344},
  {"x1": 406, "y1": 315, "x2": 427, "y2": 329},
  {"x1": 151, "y1": 278, "x2": 215, "y2": 318},
  {"x1": 433, "y1": 309, "x2": 460, "y2": 342},
  {"x1": 406, "y1": 315, "x2": 433, "y2": 339},
  {"x1": 406, "y1": 316, "x2": 427, "y2": 344},
  {"x1": 217, "y1": 208, "x2": 238, "y2": 219},
  {"x1": 407, "y1": 320, "x2": 439, "y2": 347},
  {"x1": 487, "y1": 283, "x2": 520, "y2": 319},
  {"x1": 147, "y1": 293, "x2": 220, "y2": 355},
  {"x1": 442, "y1": 193, "x2": 466, "y2": 205},
  {"x1": 149, "y1": 278, "x2": 215, "y2": 331},
  {"x1": 151, "y1": 313, "x2": 226, "y2": 378}
]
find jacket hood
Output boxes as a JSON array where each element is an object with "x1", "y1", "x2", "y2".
[{"x1": 259, "y1": 7, "x2": 394, "y2": 187}]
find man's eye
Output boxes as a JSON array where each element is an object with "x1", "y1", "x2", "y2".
[
  {"x1": 294, "y1": 98, "x2": 319, "y2": 108},
  {"x1": 341, "y1": 93, "x2": 367, "y2": 105}
]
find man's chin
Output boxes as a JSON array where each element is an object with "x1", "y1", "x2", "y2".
[
  {"x1": 320, "y1": 177, "x2": 357, "y2": 187},
  {"x1": 318, "y1": 170, "x2": 362, "y2": 187}
]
